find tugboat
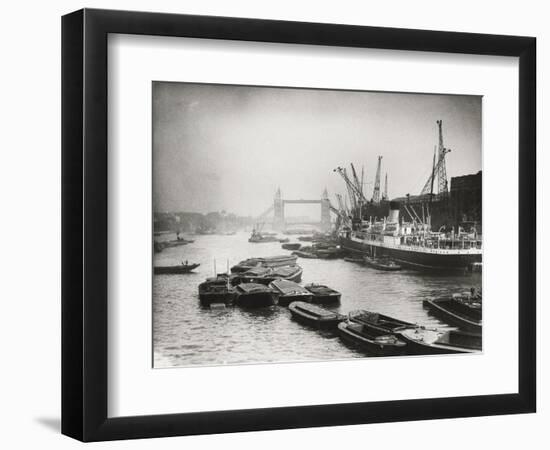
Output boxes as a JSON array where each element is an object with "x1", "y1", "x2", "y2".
[
  {"x1": 234, "y1": 283, "x2": 279, "y2": 308},
  {"x1": 396, "y1": 327, "x2": 481, "y2": 355},
  {"x1": 269, "y1": 280, "x2": 312, "y2": 306},
  {"x1": 248, "y1": 224, "x2": 279, "y2": 243},
  {"x1": 338, "y1": 320, "x2": 407, "y2": 356},
  {"x1": 198, "y1": 275, "x2": 236, "y2": 307},
  {"x1": 154, "y1": 262, "x2": 200, "y2": 274},
  {"x1": 304, "y1": 284, "x2": 341, "y2": 304},
  {"x1": 288, "y1": 301, "x2": 345, "y2": 329},
  {"x1": 162, "y1": 232, "x2": 195, "y2": 248}
]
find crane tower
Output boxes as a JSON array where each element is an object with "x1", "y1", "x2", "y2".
[{"x1": 420, "y1": 120, "x2": 451, "y2": 196}]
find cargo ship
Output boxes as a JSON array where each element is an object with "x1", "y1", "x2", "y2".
[{"x1": 339, "y1": 202, "x2": 481, "y2": 271}]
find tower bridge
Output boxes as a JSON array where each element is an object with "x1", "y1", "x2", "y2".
[{"x1": 257, "y1": 188, "x2": 334, "y2": 232}]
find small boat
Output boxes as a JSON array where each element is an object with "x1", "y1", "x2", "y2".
[
  {"x1": 338, "y1": 321, "x2": 407, "y2": 356},
  {"x1": 198, "y1": 276, "x2": 236, "y2": 307},
  {"x1": 154, "y1": 263, "x2": 200, "y2": 274},
  {"x1": 270, "y1": 280, "x2": 313, "y2": 306},
  {"x1": 248, "y1": 233, "x2": 279, "y2": 243},
  {"x1": 288, "y1": 301, "x2": 345, "y2": 329},
  {"x1": 364, "y1": 257, "x2": 401, "y2": 271},
  {"x1": 282, "y1": 242, "x2": 301, "y2": 251},
  {"x1": 305, "y1": 284, "x2": 341, "y2": 304},
  {"x1": 344, "y1": 256, "x2": 364, "y2": 263},
  {"x1": 423, "y1": 297, "x2": 482, "y2": 333},
  {"x1": 234, "y1": 283, "x2": 279, "y2": 308},
  {"x1": 348, "y1": 310, "x2": 415, "y2": 334},
  {"x1": 231, "y1": 255, "x2": 298, "y2": 273},
  {"x1": 278, "y1": 238, "x2": 290, "y2": 243},
  {"x1": 397, "y1": 328, "x2": 480, "y2": 355},
  {"x1": 248, "y1": 224, "x2": 279, "y2": 243},
  {"x1": 298, "y1": 236, "x2": 314, "y2": 242}
]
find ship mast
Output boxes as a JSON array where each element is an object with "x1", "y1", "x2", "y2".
[{"x1": 372, "y1": 155, "x2": 383, "y2": 204}]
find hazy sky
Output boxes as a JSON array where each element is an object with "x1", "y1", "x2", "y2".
[{"x1": 153, "y1": 82, "x2": 481, "y2": 217}]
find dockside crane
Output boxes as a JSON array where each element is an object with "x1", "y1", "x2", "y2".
[
  {"x1": 420, "y1": 120, "x2": 451, "y2": 196},
  {"x1": 334, "y1": 166, "x2": 368, "y2": 218},
  {"x1": 334, "y1": 193, "x2": 351, "y2": 228},
  {"x1": 372, "y1": 156, "x2": 383, "y2": 203}
]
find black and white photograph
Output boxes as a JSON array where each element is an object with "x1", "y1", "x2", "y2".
[{"x1": 152, "y1": 82, "x2": 483, "y2": 368}]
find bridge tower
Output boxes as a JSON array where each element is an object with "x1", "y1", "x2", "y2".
[
  {"x1": 321, "y1": 188, "x2": 332, "y2": 232},
  {"x1": 273, "y1": 187, "x2": 285, "y2": 231}
]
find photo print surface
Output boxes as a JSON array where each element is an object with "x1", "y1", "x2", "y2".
[{"x1": 152, "y1": 82, "x2": 482, "y2": 368}]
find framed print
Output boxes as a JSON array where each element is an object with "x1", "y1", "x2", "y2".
[{"x1": 61, "y1": 8, "x2": 536, "y2": 441}]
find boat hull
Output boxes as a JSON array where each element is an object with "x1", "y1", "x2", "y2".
[
  {"x1": 231, "y1": 256, "x2": 298, "y2": 273},
  {"x1": 423, "y1": 299, "x2": 482, "y2": 333},
  {"x1": 305, "y1": 285, "x2": 342, "y2": 305},
  {"x1": 341, "y1": 236, "x2": 481, "y2": 271},
  {"x1": 281, "y1": 243, "x2": 301, "y2": 250},
  {"x1": 349, "y1": 311, "x2": 415, "y2": 335},
  {"x1": 235, "y1": 291, "x2": 278, "y2": 308},
  {"x1": 338, "y1": 322, "x2": 407, "y2": 356},
  {"x1": 277, "y1": 293, "x2": 313, "y2": 307},
  {"x1": 237, "y1": 266, "x2": 303, "y2": 285},
  {"x1": 154, "y1": 263, "x2": 200, "y2": 274},
  {"x1": 198, "y1": 288, "x2": 236, "y2": 307},
  {"x1": 397, "y1": 329, "x2": 479, "y2": 355},
  {"x1": 288, "y1": 302, "x2": 343, "y2": 330}
]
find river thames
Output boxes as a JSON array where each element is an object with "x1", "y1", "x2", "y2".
[{"x1": 153, "y1": 231, "x2": 481, "y2": 368}]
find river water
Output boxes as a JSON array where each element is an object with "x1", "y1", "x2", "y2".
[{"x1": 153, "y1": 232, "x2": 481, "y2": 368}]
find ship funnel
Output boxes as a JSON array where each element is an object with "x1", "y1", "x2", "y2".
[{"x1": 388, "y1": 201, "x2": 400, "y2": 223}]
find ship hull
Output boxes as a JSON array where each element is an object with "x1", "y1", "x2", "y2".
[{"x1": 340, "y1": 236, "x2": 481, "y2": 271}]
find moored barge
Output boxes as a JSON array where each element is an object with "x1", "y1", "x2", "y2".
[
  {"x1": 231, "y1": 255, "x2": 298, "y2": 273},
  {"x1": 305, "y1": 284, "x2": 341, "y2": 304},
  {"x1": 396, "y1": 328, "x2": 480, "y2": 355},
  {"x1": 234, "y1": 283, "x2": 279, "y2": 308},
  {"x1": 288, "y1": 301, "x2": 345, "y2": 329},
  {"x1": 198, "y1": 276, "x2": 236, "y2": 307},
  {"x1": 338, "y1": 321, "x2": 407, "y2": 356},
  {"x1": 423, "y1": 296, "x2": 482, "y2": 333},
  {"x1": 269, "y1": 280, "x2": 312, "y2": 306}
]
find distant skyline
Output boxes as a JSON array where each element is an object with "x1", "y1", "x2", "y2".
[{"x1": 153, "y1": 82, "x2": 481, "y2": 218}]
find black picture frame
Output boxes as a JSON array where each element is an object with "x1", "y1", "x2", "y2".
[{"x1": 62, "y1": 8, "x2": 536, "y2": 442}]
